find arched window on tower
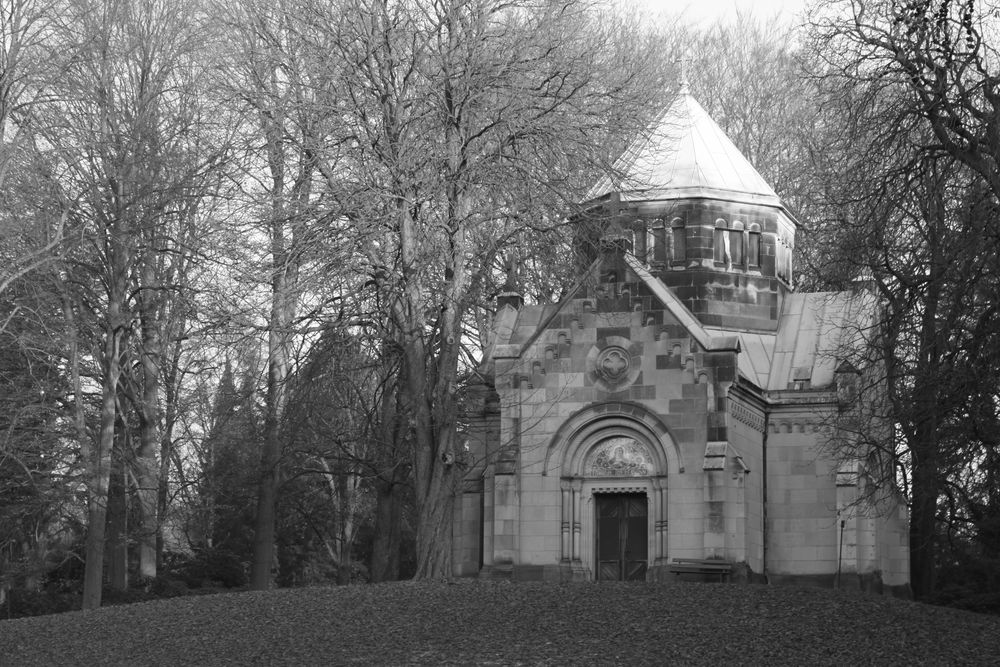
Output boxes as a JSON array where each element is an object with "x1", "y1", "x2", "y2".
[
  {"x1": 776, "y1": 237, "x2": 786, "y2": 281},
  {"x1": 649, "y1": 219, "x2": 666, "y2": 264},
  {"x1": 714, "y1": 218, "x2": 747, "y2": 270},
  {"x1": 776, "y1": 234, "x2": 793, "y2": 283},
  {"x1": 712, "y1": 219, "x2": 729, "y2": 267},
  {"x1": 668, "y1": 217, "x2": 682, "y2": 263},
  {"x1": 632, "y1": 221, "x2": 646, "y2": 261},
  {"x1": 730, "y1": 221, "x2": 745, "y2": 268},
  {"x1": 748, "y1": 223, "x2": 761, "y2": 268},
  {"x1": 714, "y1": 219, "x2": 728, "y2": 265},
  {"x1": 785, "y1": 237, "x2": 793, "y2": 283}
]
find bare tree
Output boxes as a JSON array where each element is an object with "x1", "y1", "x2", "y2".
[
  {"x1": 29, "y1": 0, "x2": 228, "y2": 607},
  {"x1": 0, "y1": 0, "x2": 65, "y2": 310},
  {"x1": 219, "y1": 0, "x2": 354, "y2": 589},
  {"x1": 810, "y1": 0, "x2": 1000, "y2": 198},
  {"x1": 805, "y1": 0, "x2": 1000, "y2": 597},
  {"x1": 320, "y1": 0, "x2": 674, "y2": 577}
]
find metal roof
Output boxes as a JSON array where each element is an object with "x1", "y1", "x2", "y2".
[
  {"x1": 703, "y1": 329, "x2": 776, "y2": 390},
  {"x1": 767, "y1": 291, "x2": 875, "y2": 391},
  {"x1": 587, "y1": 87, "x2": 782, "y2": 208},
  {"x1": 707, "y1": 291, "x2": 877, "y2": 392}
]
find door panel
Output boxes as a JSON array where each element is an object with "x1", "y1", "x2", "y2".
[
  {"x1": 595, "y1": 493, "x2": 648, "y2": 581},
  {"x1": 625, "y1": 497, "x2": 648, "y2": 581},
  {"x1": 599, "y1": 561, "x2": 621, "y2": 581},
  {"x1": 596, "y1": 496, "x2": 622, "y2": 579}
]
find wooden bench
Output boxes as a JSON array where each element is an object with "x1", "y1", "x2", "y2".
[{"x1": 667, "y1": 558, "x2": 733, "y2": 582}]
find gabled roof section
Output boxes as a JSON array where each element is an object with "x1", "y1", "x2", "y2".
[
  {"x1": 489, "y1": 258, "x2": 603, "y2": 361},
  {"x1": 588, "y1": 87, "x2": 782, "y2": 208},
  {"x1": 624, "y1": 254, "x2": 739, "y2": 353},
  {"x1": 707, "y1": 291, "x2": 878, "y2": 393},
  {"x1": 492, "y1": 254, "x2": 742, "y2": 364},
  {"x1": 767, "y1": 291, "x2": 877, "y2": 391},
  {"x1": 704, "y1": 328, "x2": 776, "y2": 390}
]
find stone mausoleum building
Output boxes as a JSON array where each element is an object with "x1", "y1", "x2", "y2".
[{"x1": 456, "y1": 85, "x2": 910, "y2": 593}]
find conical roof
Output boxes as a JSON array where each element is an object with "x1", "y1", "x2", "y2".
[{"x1": 588, "y1": 87, "x2": 782, "y2": 208}]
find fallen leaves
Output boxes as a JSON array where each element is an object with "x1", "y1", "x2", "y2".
[{"x1": 1, "y1": 581, "x2": 998, "y2": 665}]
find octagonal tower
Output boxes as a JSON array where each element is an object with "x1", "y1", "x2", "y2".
[{"x1": 577, "y1": 83, "x2": 797, "y2": 332}]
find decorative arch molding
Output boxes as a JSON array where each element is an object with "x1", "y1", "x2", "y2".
[{"x1": 543, "y1": 401, "x2": 683, "y2": 477}]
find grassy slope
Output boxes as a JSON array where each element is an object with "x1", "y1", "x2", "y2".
[{"x1": 2, "y1": 581, "x2": 999, "y2": 666}]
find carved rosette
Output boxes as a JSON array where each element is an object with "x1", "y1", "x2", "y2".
[
  {"x1": 586, "y1": 335, "x2": 642, "y2": 392},
  {"x1": 597, "y1": 347, "x2": 630, "y2": 382}
]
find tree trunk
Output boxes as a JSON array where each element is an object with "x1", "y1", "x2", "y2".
[
  {"x1": 250, "y1": 394, "x2": 282, "y2": 589},
  {"x1": 371, "y1": 367, "x2": 407, "y2": 583},
  {"x1": 156, "y1": 306, "x2": 186, "y2": 570},
  {"x1": 907, "y1": 213, "x2": 944, "y2": 600},
  {"x1": 405, "y1": 334, "x2": 460, "y2": 580},
  {"x1": 250, "y1": 240, "x2": 293, "y2": 590},
  {"x1": 136, "y1": 259, "x2": 161, "y2": 580},
  {"x1": 909, "y1": 398, "x2": 940, "y2": 599},
  {"x1": 106, "y1": 447, "x2": 128, "y2": 592},
  {"x1": 82, "y1": 296, "x2": 124, "y2": 610},
  {"x1": 397, "y1": 284, "x2": 459, "y2": 578},
  {"x1": 248, "y1": 71, "x2": 306, "y2": 586},
  {"x1": 60, "y1": 284, "x2": 88, "y2": 472},
  {"x1": 413, "y1": 466, "x2": 456, "y2": 579},
  {"x1": 156, "y1": 433, "x2": 171, "y2": 571},
  {"x1": 396, "y1": 233, "x2": 466, "y2": 578},
  {"x1": 371, "y1": 477, "x2": 403, "y2": 583},
  {"x1": 909, "y1": 463, "x2": 938, "y2": 599}
]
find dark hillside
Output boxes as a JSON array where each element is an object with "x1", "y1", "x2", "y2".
[{"x1": 2, "y1": 581, "x2": 999, "y2": 666}]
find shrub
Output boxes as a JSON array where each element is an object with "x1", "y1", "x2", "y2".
[
  {"x1": 166, "y1": 548, "x2": 248, "y2": 589},
  {"x1": 3, "y1": 589, "x2": 80, "y2": 619}
]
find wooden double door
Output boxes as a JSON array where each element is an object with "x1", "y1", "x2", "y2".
[{"x1": 595, "y1": 493, "x2": 648, "y2": 581}]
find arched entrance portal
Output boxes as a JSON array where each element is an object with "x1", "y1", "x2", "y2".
[
  {"x1": 548, "y1": 403, "x2": 679, "y2": 581},
  {"x1": 589, "y1": 437, "x2": 653, "y2": 581}
]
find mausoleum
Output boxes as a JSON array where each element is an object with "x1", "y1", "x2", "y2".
[{"x1": 456, "y1": 83, "x2": 910, "y2": 593}]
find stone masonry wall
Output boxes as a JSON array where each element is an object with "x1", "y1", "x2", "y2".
[
  {"x1": 765, "y1": 414, "x2": 839, "y2": 578},
  {"x1": 485, "y1": 291, "x2": 741, "y2": 579}
]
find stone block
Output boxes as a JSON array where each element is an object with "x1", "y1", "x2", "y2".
[
  {"x1": 521, "y1": 520, "x2": 555, "y2": 537},
  {"x1": 521, "y1": 498, "x2": 550, "y2": 521},
  {"x1": 703, "y1": 532, "x2": 724, "y2": 549},
  {"x1": 791, "y1": 460, "x2": 818, "y2": 475},
  {"x1": 629, "y1": 385, "x2": 656, "y2": 400},
  {"x1": 567, "y1": 387, "x2": 595, "y2": 402},
  {"x1": 669, "y1": 534, "x2": 704, "y2": 553},
  {"x1": 706, "y1": 427, "x2": 726, "y2": 442},
  {"x1": 595, "y1": 313, "x2": 632, "y2": 327},
  {"x1": 494, "y1": 535, "x2": 514, "y2": 551}
]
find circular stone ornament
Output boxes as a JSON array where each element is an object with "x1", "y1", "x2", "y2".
[
  {"x1": 586, "y1": 336, "x2": 643, "y2": 392},
  {"x1": 596, "y1": 346, "x2": 630, "y2": 382}
]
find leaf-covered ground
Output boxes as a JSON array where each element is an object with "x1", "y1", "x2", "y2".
[{"x1": 2, "y1": 581, "x2": 999, "y2": 665}]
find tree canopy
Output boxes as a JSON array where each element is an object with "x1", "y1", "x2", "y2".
[{"x1": 2, "y1": 0, "x2": 999, "y2": 612}]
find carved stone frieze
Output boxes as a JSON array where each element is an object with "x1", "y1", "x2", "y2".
[
  {"x1": 729, "y1": 400, "x2": 764, "y2": 432},
  {"x1": 768, "y1": 418, "x2": 830, "y2": 434}
]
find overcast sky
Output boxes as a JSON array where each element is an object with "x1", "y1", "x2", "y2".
[{"x1": 626, "y1": 0, "x2": 809, "y2": 27}]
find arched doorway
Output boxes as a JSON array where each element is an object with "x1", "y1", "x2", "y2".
[
  {"x1": 588, "y1": 437, "x2": 654, "y2": 581},
  {"x1": 548, "y1": 403, "x2": 679, "y2": 581}
]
